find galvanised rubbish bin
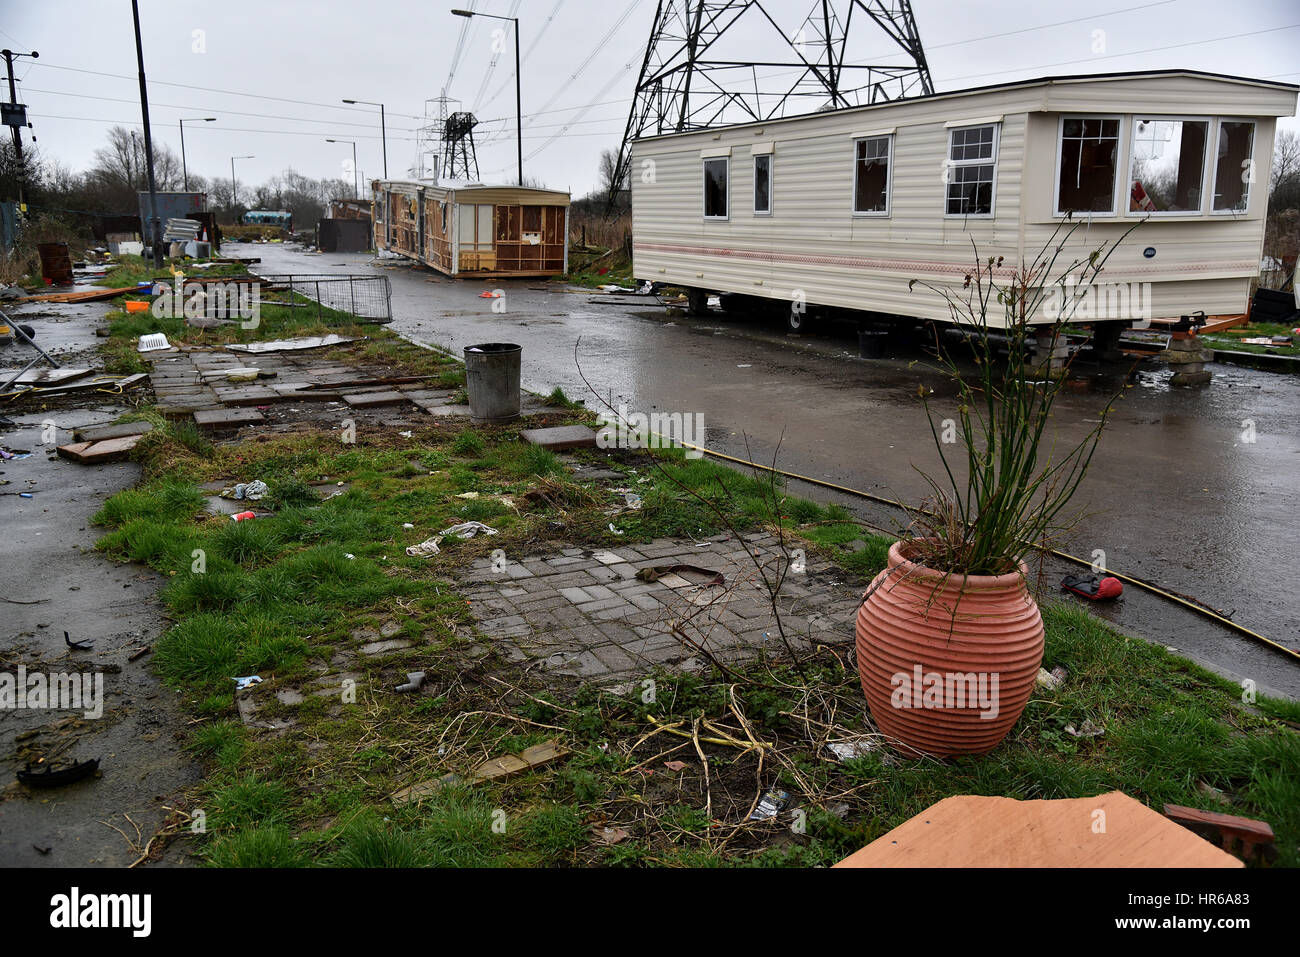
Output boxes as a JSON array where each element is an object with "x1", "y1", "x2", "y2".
[{"x1": 464, "y1": 342, "x2": 522, "y2": 424}]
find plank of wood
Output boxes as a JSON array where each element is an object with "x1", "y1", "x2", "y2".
[
  {"x1": 73, "y1": 420, "x2": 154, "y2": 443},
  {"x1": 56, "y1": 434, "x2": 143, "y2": 464},
  {"x1": 15, "y1": 286, "x2": 137, "y2": 304},
  {"x1": 835, "y1": 791, "x2": 1242, "y2": 868},
  {"x1": 8, "y1": 367, "x2": 92, "y2": 386}
]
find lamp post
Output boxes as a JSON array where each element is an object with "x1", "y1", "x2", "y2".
[
  {"x1": 326, "y1": 138, "x2": 359, "y2": 198},
  {"x1": 451, "y1": 8, "x2": 522, "y2": 186},
  {"x1": 231, "y1": 154, "x2": 253, "y2": 210},
  {"x1": 179, "y1": 117, "x2": 215, "y2": 191},
  {"x1": 342, "y1": 98, "x2": 386, "y2": 179}
]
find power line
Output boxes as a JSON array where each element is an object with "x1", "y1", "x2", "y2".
[
  {"x1": 21, "y1": 86, "x2": 421, "y2": 134},
  {"x1": 526, "y1": 0, "x2": 646, "y2": 122},
  {"x1": 478, "y1": 0, "x2": 567, "y2": 114},
  {"x1": 25, "y1": 59, "x2": 423, "y2": 119},
  {"x1": 33, "y1": 113, "x2": 416, "y2": 142}
]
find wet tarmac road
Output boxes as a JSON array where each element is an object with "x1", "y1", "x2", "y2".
[{"x1": 252, "y1": 243, "x2": 1300, "y2": 698}]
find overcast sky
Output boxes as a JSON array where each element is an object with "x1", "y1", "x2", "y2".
[{"x1": 4, "y1": 0, "x2": 1298, "y2": 198}]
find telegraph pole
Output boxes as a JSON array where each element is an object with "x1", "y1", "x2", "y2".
[
  {"x1": 130, "y1": 0, "x2": 164, "y2": 267},
  {"x1": 2, "y1": 47, "x2": 38, "y2": 207}
]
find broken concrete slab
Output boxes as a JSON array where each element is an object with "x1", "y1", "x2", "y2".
[
  {"x1": 343, "y1": 390, "x2": 411, "y2": 409},
  {"x1": 226, "y1": 334, "x2": 357, "y2": 354},
  {"x1": 56, "y1": 434, "x2": 143, "y2": 464},
  {"x1": 519, "y1": 425, "x2": 598, "y2": 451},
  {"x1": 193, "y1": 408, "x2": 266, "y2": 429},
  {"x1": 72, "y1": 420, "x2": 154, "y2": 443}
]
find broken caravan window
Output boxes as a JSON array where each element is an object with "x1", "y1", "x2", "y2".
[
  {"x1": 753, "y1": 154, "x2": 772, "y2": 214},
  {"x1": 853, "y1": 135, "x2": 891, "y2": 215},
  {"x1": 945, "y1": 124, "x2": 998, "y2": 216},
  {"x1": 1056, "y1": 117, "x2": 1120, "y2": 214},
  {"x1": 1129, "y1": 117, "x2": 1208, "y2": 213},
  {"x1": 1213, "y1": 120, "x2": 1255, "y2": 212},
  {"x1": 703, "y1": 157, "x2": 729, "y2": 220}
]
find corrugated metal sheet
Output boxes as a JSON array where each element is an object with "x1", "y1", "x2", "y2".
[{"x1": 631, "y1": 72, "x2": 1297, "y2": 327}]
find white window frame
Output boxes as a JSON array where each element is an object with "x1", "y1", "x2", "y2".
[
  {"x1": 703, "y1": 157, "x2": 730, "y2": 221},
  {"x1": 753, "y1": 153, "x2": 772, "y2": 216},
  {"x1": 1052, "y1": 114, "x2": 1123, "y2": 218},
  {"x1": 1210, "y1": 118, "x2": 1256, "y2": 216},
  {"x1": 944, "y1": 123, "x2": 1000, "y2": 219},
  {"x1": 852, "y1": 134, "x2": 893, "y2": 218},
  {"x1": 1124, "y1": 114, "x2": 1212, "y2": 217}
]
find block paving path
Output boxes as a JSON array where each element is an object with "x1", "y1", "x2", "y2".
[{"x1": 457, "y1": 531, "x2": 866, "y2": 682}]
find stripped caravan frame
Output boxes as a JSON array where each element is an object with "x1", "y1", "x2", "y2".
[{"x1": 371, "y1": 180, "x2": 571, "y2": 279}]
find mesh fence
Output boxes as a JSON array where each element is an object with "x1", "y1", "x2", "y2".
[{"x1": 253, "y1": 274, "x2": 392, "y2": 323}]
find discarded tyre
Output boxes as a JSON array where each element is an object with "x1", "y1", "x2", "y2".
[{"x1": 855, "y1": 541, "x2": 1044, "y2": 757}]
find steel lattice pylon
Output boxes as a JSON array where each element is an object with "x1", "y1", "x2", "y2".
[
  {"x1": 443, "y1": 112, "x2": 481, "y2": 182},
  {"x1": 610, "y1": 0, "x2": 933, "y2": 204}
]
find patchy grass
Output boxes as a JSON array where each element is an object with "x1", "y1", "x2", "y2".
[
  {"x1": 92, "y1": 416, "x2": 1299, "y2": 868},
  {"x1": 1202, "y1": 320, "x2": 1299, "y2": 358}
]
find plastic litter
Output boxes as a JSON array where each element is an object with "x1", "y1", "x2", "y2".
[
  {"x1": 231, "y1": 511, "x2": 257, "y2": 522},
  {"x1": 232, "y1": 675, "x2": 262, "y2": 690},
  {"x1": 749, "y1": 788, "x2": 791, "y2": 821},
  {"x1": 1064, "y1": 719, "x2": 1105, "y2": 739},
  {"x1": 395, "y1": 671, "x2": 425, "y2": 693},
  {"x1": 406, "y1": 520, "x2": 499, "y2": 558},
  {"x1": 222, "y1": 479, "x2": 269, "y2": 501},
  {"x1": 137, "y1": 333, "x2": 170, "y2": 352},
  {"x1": 826, "y1": 739, "x2": 885, "y2": 762}
]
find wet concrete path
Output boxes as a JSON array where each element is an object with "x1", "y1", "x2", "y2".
[{"x1": 254, "y1": 244, "x2": 1300, "y2": 698}]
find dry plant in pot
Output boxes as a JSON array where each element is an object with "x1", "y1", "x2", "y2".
[{"x1": 855, "y1": 223, "x2": 1139, "y2": 757}]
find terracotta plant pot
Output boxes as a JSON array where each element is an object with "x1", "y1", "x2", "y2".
[{"x1": 855, "y1": 541, "x2": 1044, "y2": 757}]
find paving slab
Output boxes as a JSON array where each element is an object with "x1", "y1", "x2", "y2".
[
  {"x1": 519, "y1": 425, "x2": 598, "y2": 450},
  {"x1": 193, "y1": 407, "x2": 266, "y2": 429},
  {"x1": 343, "y1": 390, "x2": 411, "y2": 408},
  {"x1": 72, "y1": 420, "x2": 154, "y2": 443}
]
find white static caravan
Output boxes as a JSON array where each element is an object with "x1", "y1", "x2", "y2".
[
  {"x1": 630, "y1": 70, "x2": 1299, "y2": 331},
  {"x1": 372, "y1": 180, "x2": 570, "y2": 278}
]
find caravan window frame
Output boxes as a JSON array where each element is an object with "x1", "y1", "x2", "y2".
[
  {"x1": 1053, "y1": 114, "x2": 1123, "y2": 218},
  {"x1": 1210, "y1": 118, "x2": 1256, "y2": 215},
  {"x1": 1125, "y1": 114, "x2": 1212, "y2": 216},
  {"x1": 944, "y1": 122, "x2": 1000, "y2": 218},
  {"x1": 703, "y1": 157, "x2": 730, "y2": 221},
  {"x1": 852, "y1": 134, "x2": 893, "y2": 217}
]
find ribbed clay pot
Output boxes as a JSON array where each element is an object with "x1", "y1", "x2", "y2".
[{"x1": 855, "y1": 541, "x2": 1044, "y2": 757}]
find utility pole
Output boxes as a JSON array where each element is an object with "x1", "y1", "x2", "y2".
[
  {"x1": 130, "y1": 0, "x2": 164, "y2": 268},
  {"x1": 179, "y1": 117, "x2": 215, "y2": 191},
  {"x1": 2, "y1": 47, "x2": 38, "y2": 207}
]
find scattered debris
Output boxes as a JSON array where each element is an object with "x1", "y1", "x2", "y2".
[
  {"x1": 440, "y1": 521, "x2": 499, "y2": 540},
  {"x1": 395, "y1": 671, "x2": 425, "y2": 693},
  {"x1": 594, "y1": 825, "x2": 631, "y2": 844},
  {"x1": 635, "y1": 564, "x2": 725, "y2": 586},
  {"x1": 56, "y1": 434, "x2": 144, "y2": 465},
  {"x1": 1063, "y1": 719, "x2": 1105, "y2": 738},
  {"x1": 226, "y1": 334, "x2": 357, "y2": 354},
  {"x1": 64, "y1": 631, "x2": 94, "y2": 651},
  {"x1": 1035, "y1": 665, "x2": 1069, "y2": 690},
  {"x1": 750, "y1": 788, "x2": 791, "y2": 821},
  {"x1": 220, "y1": 480, "x2": 269, "y2": 501},
  {"x1": 72, "y1": 420, "x2": 153, "y2": 443},
  {"x1": 390, "y1": 739, "x2": 570, "y2": 805},
  {"x1": 1061, "y1": 574, "x2": 1123, "y2": 601},
  {"x1": 127, "y1": 645, "x2": 152, "y2": 662},
  {"x1": 137, "y1": 333, "x2": 171, "y2": 352},
  {"x1": 826, "y1": 738, "x2": 888, "y2": 762},
  {"x1": 230, "y1": 511, "x2": 257, "y2": 522},
  {"x1": 232, "y1": 675, "x2": 263, "y2": 690},
  {"x1": 1163, "y1": 803, "x2": 1277, "y2": 864},
  {"x1": 17, "y1": 758, "x2": 101, "y2": 789}
]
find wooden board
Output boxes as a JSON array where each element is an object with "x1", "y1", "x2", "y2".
[
  {"x1": 389, "y1": 740, "x2": 569, "y2": 805},
  {"x1": 73, "y1": 420, "x2": 154, "y2": 443},
  {"x1": 56, "y1": 434, "x2": 143, "y2": 464},
  {"x1": 834, "y1": 791, "x2": 1242, "y2": 868},
  {"x1": 16, "y1": 286, "x2": 137, "y2": 304}
]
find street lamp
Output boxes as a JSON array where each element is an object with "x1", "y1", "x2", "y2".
[
  {"x1": 451, "y1": 8, "x2": 522, "y2": 186},
  {"x1": 231, "y1": 154, "x2": 254, "y2": 209},
  {"x1": 179, "y1": 117, "x2": 216, "y2": 191},
  {"x1": 342, "y1": 98, "x2": 387, "y2": 179},
  {"x1": 326, "y1": 138, "x2": 359, "y2": 198}
]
